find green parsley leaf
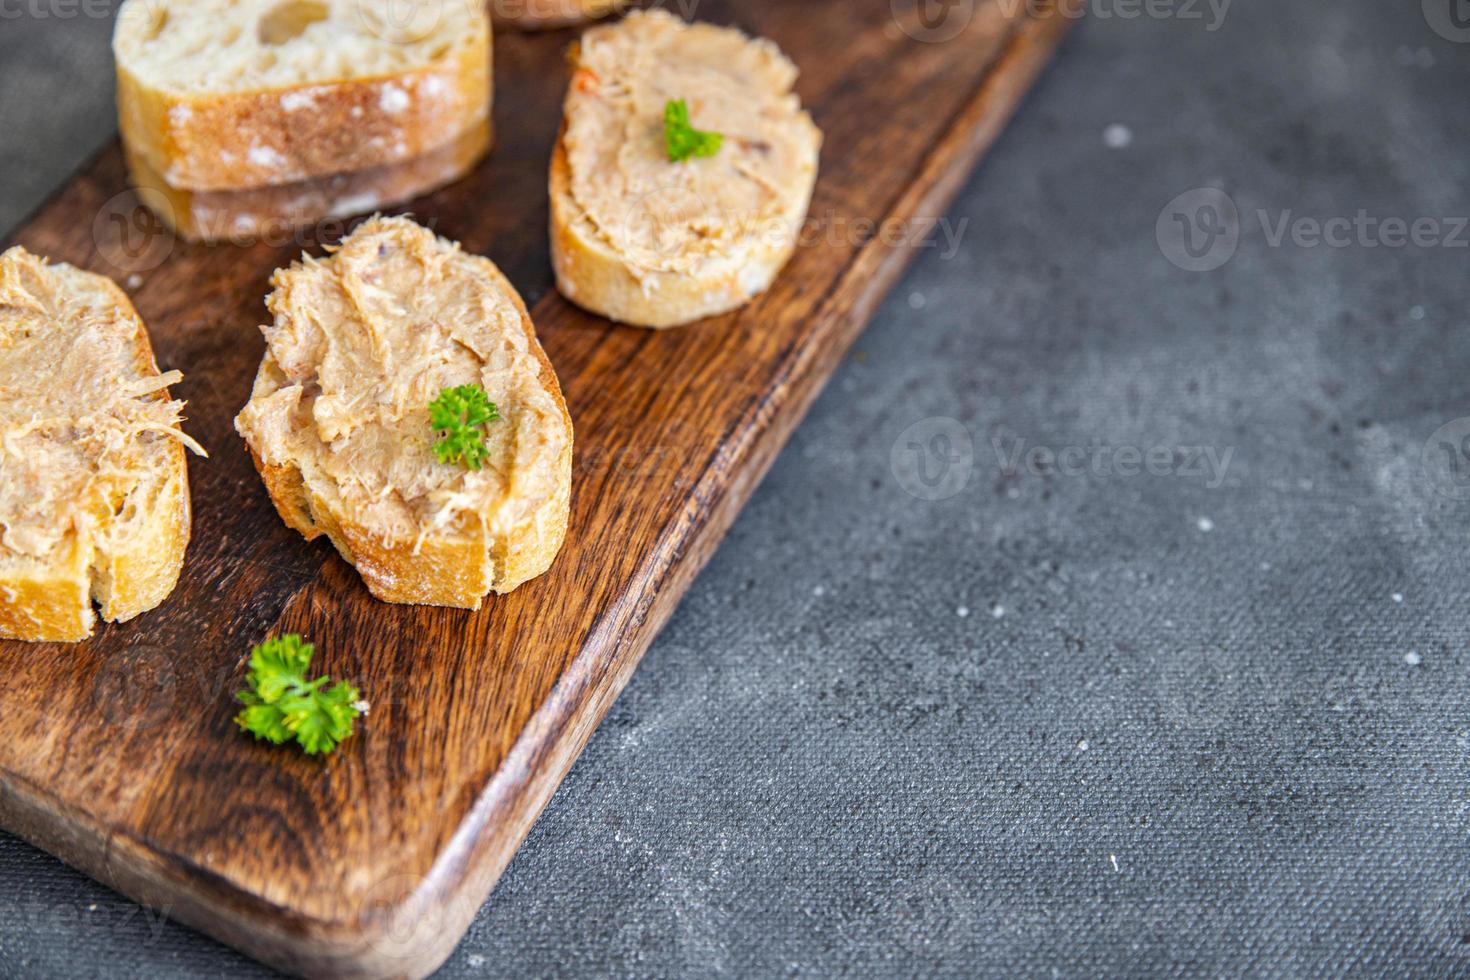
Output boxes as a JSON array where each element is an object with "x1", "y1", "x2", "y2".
[
  {"x1": 235, "y1": 635, "x2": 364, "y2": 757},
  {"x1": 429, "y1": 384, "x2": 500, "y2": 471},
  {"x1": 664, "y1": 98, "x2": 724, "y2": 163}
]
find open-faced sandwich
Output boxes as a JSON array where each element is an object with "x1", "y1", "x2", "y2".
[
  {"x1": 550, "y1": 9, "x2": 823, "y2": 329},
  {"x1": 235, "y1": 216, "x2": 573, "y2": 608},
  {"x1": 0, "y1": 247, "x2": 204, "y2": 642}
]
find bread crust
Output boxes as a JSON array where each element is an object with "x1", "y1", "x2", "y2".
[
  {"x1": 236, "y1": 218, "x2": 572, "y2": 609},
  {"x1": 491, "y1": 0, "x2": 625, "y2": 31},
  {"x1": 114, "y1": 3, "x2": 492, "y2": 191},
  {"x1": 0, "y1": 255, "x2": 193, "y2": 642},
  {"x1": 548, "y1": 12, "x2": 822, "y2": 329},
  {"x1": 125, "y1": 121, "x2": 491, "y2": 243},
  {"x1": 550, "y1": 137, "x2": 811, "y2": 329}
]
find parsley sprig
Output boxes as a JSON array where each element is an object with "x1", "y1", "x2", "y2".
[
  {"x1": 663, "y1": 98, "x2": 724, "y2": 163},
  {"x1": 235, "y1": 635, "x2": 364, "y2": 756},
  {"x1": 429, "y1": 384, "x2": 500, "y2": 471}
]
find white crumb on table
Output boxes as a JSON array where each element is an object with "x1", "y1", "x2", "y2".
[
  {"x1": 1103, "y1": 124, "x2": 1133, "y2": 149},
  {"x1": 1109, "y1": 854, "x2": 1120, "y2": 873},
  {"x1": 990, "y1": 603, "x2": 1006, "y2": 619},
  {"x1": 956, "y1": 605, "x2": 970, "y2": 618},
  {"x1": 1404, "y1": 651, "x2": 1421, "y2": 666},
  {"x1": 1392, "y1": 592, "x2": 1404, "y2": 604},
  {"x1": 1196, "y1": 516, "x2": 1215, "y2": 532}
]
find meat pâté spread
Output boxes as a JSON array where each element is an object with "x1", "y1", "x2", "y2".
[{"x1": 563, "y1": 9, "x2": 822, "y2": 277}]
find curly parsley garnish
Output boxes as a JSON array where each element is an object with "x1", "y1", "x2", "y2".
[
  {"x1": 235, "y1": 635, "x2": 365, "y2": 757},
  {"x1": 664, "y1": 98, "x2": 724, "y2": 163},
  {"x1": 429, "y1": 384, "x2": 500, "y2": 471}
]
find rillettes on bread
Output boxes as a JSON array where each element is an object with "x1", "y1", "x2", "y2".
[
  {"x1": 235, "y1": 216, "x2": 572, "y2": 608},
  {"x1": 114, "y1": 0, "x2": 491, "y2": 192},
  {"x1": 0, "y1": 247, "x2": 204, "y2": 642},
  {"x1": 550, "y1": 10, "x2": 823, "y2": 329}
]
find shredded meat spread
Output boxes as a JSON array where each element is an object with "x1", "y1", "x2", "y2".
[
  {"x1": 0, "y1": 247, "x2": 199, "y2": 561},
  {"x1": 235, "y1": 216, "x2": 567, "y2": 550}
]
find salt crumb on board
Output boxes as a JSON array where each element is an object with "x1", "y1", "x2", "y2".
[
  {"x1": 991, "y1": 603, "x2": 1006, "y2": 619},
  {"x1": 1404, "y1": 651, "x2": 1421, "y2": 666},
  {"x1": 1392, "y1": 593, "x2": 1404, "y2": 604},
  {"x1": 1103, "y1": 124, "x2": 1133, "y2": 149},
  {"x1": 1196, "y1": 516, "x2": 1215, "y2": 532},
  {"x1": 956, "y1": 605, "x2": 970, "y2": 618}
]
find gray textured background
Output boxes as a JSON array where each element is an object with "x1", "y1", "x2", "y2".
[{"x1": 4, "y1": 1, "x2": 1470, "y2": 976}]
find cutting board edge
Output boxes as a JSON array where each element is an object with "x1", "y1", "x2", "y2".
[{"x1": 0, "y1": 7, "x2": 1077, "y2": 979}]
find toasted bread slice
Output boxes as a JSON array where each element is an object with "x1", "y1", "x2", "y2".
[
  {"x1": 234, "y1": 216, "x2": 572, "y2": 608},
  {"x1": 114, "y1": 0, "x2": 491, "y2": 192},
  {"x1": 550, "y1": 10, "x2": 822, "y2": 329},
  {"x1": 491, "y1": 0, "x2": 625, "y2": 31},
  {"x1": 124, "y1": 120, "x2": 491, "y2": 243},
  {"x1": 0, "y1": 247, "x2": 203, "y2": 642}
]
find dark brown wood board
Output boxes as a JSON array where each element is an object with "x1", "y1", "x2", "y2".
[{"x1": 0, "y1": 2, "x2": 1072, "y2": 977}]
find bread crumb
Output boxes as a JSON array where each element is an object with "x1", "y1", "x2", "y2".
[
  {"x1": 380, "y1": 83, "x2": 411, "y2": 113},
  {"x1": 1196, "y1": 516, "x2": 1214, "y2": 532},
  {"x1": 280, "y1": 90, "x2": 319, "y2": 112},
  {"x1": 247, "y1": 144, "x2": 285, "y2": 169},
  {"x1": 1404, "y1": 651, "x2": 1422, "y2": 666},
  {"x1": 1103, "y1": 124, "x2": 1133, "y2": 149}
]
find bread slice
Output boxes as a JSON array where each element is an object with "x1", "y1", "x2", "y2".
[
  {"x1": 491, "y1": 0, "x2": 625, "y2": 31},
  {"x1": 234, "y1": 216, "x2": 572, "y2": 608},
  {"x1": 0, "y1": 247, "x2": 204, "y2": 642},
  {"x1": 114, "y1": 0, "x2": 491, "y2": 192},
  {"x1": 125, "y1": 120, "x2": 490, "y2": 243},
  {"x1": 549, "y1": 10, "x2": 822, "y2": 329}
]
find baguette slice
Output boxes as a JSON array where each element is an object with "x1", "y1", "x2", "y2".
[
  {"x1": 125, "y1": 120, "x2": 490, "y2": 243},
  {"x1": 234, "y1": 216, "x2": 572, "y2": 608},
  {"x1": 491, "y1": 0, "x2": 625, "y2": 31},
  {"x1": 114, "y1": 0, "x2": 491, "y2": 192},
  {"x1": 550, "y1": 10, "x2": 822, "y2": 329},
  {"x1": 0, "y1": 247, "x2": 203, "y2": 642}
]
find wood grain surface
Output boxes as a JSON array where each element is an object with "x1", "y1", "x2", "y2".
[{"x1": 0, "y1": 2, "x2": 1072, "y2": 977}]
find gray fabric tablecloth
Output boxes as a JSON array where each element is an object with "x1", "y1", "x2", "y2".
[{"x1": 3, "y1": 1, "x2": 1469, "y2": 976}]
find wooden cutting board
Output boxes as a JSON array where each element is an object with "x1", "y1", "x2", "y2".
[{"x1": 0, "y1": 2, "x2": 1071, "y2": 977}]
